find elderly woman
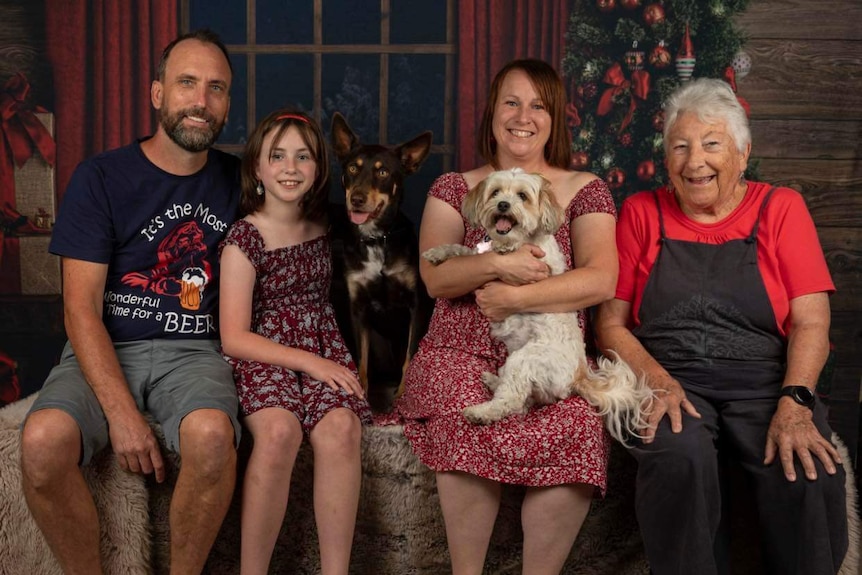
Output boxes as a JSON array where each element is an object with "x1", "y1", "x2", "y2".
[{"x1": 595, "y1": 78, "x2": 848, "y2": 574}]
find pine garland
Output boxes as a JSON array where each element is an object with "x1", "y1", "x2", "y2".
[{"x1": 562, "y1": 0, "x2": 753, "y2": 204}]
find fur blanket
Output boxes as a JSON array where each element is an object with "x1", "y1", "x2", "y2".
[{"x1": 0, "y1": 394, "x2": 858, "y2": 574}]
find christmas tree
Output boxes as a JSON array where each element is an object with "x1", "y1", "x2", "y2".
[{"x1": 562, "y1": 0, "x2": 753, "y2": 204}]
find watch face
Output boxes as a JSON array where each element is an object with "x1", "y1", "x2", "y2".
[
  {"x1": 785, "y1": 386, "x2": 815, "y2": 407},
  {"x1": 795, "y1": 387, "x2": 815, "y2": 403}
]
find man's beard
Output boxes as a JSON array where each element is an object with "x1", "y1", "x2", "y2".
[{"x1": 160, "y1": 106, "x2": 225, "y2": 152}]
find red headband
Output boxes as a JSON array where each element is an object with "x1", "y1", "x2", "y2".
[{"x1": 276, "y1": 113, "x2": 309, "y2": 123}]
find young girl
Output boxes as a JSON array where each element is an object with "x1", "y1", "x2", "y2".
[{"x1": 219, "y1": 109, "x2": 371, "y2": 575}]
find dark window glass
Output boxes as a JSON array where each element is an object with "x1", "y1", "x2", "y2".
[
  {"x1": 321, "y1": 55, "x2": 381, "y2": 141},
  {"x1": 257, "y1": 0, "x2": 313, "y2": 44},
  {"x1": 221, "y1": 54, "x2": 248, "y2": 145},
  {"x1": 256, "y1": 54, "x2": 314, "y2": 120},
  {"x1": 322, "y1": 0, "x2": 380, "y2": 44},
  {"x1": 388, "y1": 54, "x2": 445, "y2": 145},
  {"x1": 189, "y1": 0, "x2": 246, "y2": 44},
  {"x1": 391, "y1": 1, "x2": 447, "y2": 44}
]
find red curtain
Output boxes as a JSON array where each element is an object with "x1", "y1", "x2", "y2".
[
  {"x1": 44, "y1": 0, "x2": 177, "y2": 200},
  {"x1": 457, "y1": 0, "x2": 571, "y2": 171}
]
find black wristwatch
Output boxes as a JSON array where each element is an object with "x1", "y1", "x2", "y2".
[{"x1": 780, "y1": 385, "x2": 816, "y2": 410}]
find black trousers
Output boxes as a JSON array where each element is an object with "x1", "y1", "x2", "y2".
[{"x1": 630, "y1": 390, "x2": 848, "y2": 575}]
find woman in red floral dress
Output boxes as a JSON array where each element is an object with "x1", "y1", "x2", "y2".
[{"x1": 394, "y1": 59, "x2": 620, "y2": 573}]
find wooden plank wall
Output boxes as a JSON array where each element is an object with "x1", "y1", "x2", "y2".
[{"x1": 736, "y1": 0, "x2": 862, "y2": 461}]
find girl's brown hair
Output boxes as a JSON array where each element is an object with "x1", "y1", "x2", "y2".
[
  {"x1": 477, "y1": 59, "x2": 571, "y2": 170},
  {"x1": 240, "y1": 109, "x2": 330, "y2": 222}
]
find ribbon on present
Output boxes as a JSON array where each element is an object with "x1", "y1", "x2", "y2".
[
  {"x1": 722, "y1": 66, "x2": 751, "y2": 117},
  {"x1": 597, "y1": 62, "x2": 651, "y2": 133},
  {"x1": 1, "y1": 72, "x2": 56, "y2": 207},
  {"x1": 0, "y1": 73, "x2": 55, "y2": 293}
]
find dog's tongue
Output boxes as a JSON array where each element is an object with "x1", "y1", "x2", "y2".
[
  {"x1": 350, "y1": 211, "x2": 371, "y2": 225},
  {"x1": 495, "y1": 217, "x2": 514, "y2": 234}
]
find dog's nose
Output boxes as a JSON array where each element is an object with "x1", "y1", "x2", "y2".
[
  {"x1": 497, "y1": 201, "x2": 510, "y2": 212},
  {"x1": 350, "y1": 194, "x2": 366, "y2": 208}
]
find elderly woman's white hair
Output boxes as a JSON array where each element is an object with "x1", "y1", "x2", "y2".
[{"x1": 662, "y1": 78, "x2": 751, "y2": 154}]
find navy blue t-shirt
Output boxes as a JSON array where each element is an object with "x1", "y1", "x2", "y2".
[{"x1": 50, "y1": 138, "x2": 241, "y2": 341}]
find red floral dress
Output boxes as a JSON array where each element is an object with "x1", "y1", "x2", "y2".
[
  {"x1": 221, "y1": 220, "x2": 371, "y2": 432},
  {"x1": 394, "y1": 173, "x2": 616, "y2": 493}
]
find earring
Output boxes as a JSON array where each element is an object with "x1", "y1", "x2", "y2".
[
  {"x1": 256, "y1": 181, "x2": 265, "y2": 196},
  {"x1": 739, "y1": 171, "x2": 746, "y2": 184}
]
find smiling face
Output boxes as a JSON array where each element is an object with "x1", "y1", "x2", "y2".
[
  {"x1": 152, "y1": 39, "x2": 231, "y2": 152},
  {"x1": 665, "y1": 111, "x2": 751, "y2": 220},
  {"x1": 256, "y1": 125, "x2": 318, "y2": 206},
  {"x1": 491, "y1": 69, "x2": 552, "y2": 166}
]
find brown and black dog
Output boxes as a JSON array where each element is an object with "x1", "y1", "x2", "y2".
[{"x1": 330, "y1": 112, "x2": 433, "y2": 397}]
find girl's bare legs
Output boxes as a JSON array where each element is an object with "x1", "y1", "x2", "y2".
[
  {"x1": 436, "y1": 470, "x2": 503, "y2": 575},
  {"x1": 240, "y1": 407, "x2": 303, "y2": 575},
  {"x1": 308, "y1": 408, "x2": 363, "y2": 575},
  {"x1": 521, "y1": 483, "x2": 593, "y2": 575}
]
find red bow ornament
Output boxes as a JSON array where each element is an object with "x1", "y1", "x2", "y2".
[
  {"x1": 722, "y1": 66, "x2": 751, "y2": 117},
  {"x1": 1, "y1": 73, "x2": 56, "y2": 206},
  {"x1": 597, "y1": 62, "x2": 651, "y2": 133}
]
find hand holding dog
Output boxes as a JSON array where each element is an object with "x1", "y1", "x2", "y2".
[
  {"x1": 475, "y1": 280, "x2": 521, "y2": 322},
  {"x1": 492, "y1": 244, "x2": 550, "y2": 286}
]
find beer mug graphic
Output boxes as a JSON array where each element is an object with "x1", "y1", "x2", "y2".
[{"x1": 180, "y1": 267, "x2": 208, "y2": 311}]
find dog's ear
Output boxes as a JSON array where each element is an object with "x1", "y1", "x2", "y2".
[
  {"x1": 461, "y1": 179, "x2": 487, "y2": 227},
  {"x1": 331, "y1": 112, "x2": 359, "y2": 162},
  {"x1": 537, "y1": 175, "x2": 563, "y2": 234},
  {"x1": 397, "y1": 131, "x2": 433, "y2": 175}
]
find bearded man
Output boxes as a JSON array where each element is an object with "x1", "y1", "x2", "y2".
[{"x1": 20, "y1": 29, "x2": 241, "y2": 575}]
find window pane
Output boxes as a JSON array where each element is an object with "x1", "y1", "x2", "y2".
[
  {"x1": 322, "y1": 55, "x2": 381, "y2": 141},
  {"x1": 256, "y1": 54, "x2": 315, "y2": 120},
  {"x1": 189, "y1": 0, "x2": 246, "y2": 45},
  {"x1": 257, "y1": 0, "x2": 313, "y2": 44},
  {"x1": 322, "y1": 0, "x2": 380, "y2": 45},
  {"x1": 220, "y1": 54, "x2": 248, "y2": 145},
  {"x1": 388, "y1": 54, "x2": 445, "y2": 145},
  {"x1": 391, "y1": 1, "x2": 447, "y2": 44}
]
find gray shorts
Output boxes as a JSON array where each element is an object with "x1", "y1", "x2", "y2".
[{"x1": 27, "y1": 339, "x2": 241, "y2": 465}]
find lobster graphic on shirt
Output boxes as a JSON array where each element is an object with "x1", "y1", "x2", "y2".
[{"x1": 122, "y1": 221, "x2": 211, "y2": 311}]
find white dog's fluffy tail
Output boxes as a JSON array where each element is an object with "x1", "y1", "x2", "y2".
[{"x1": 573, "y1": 352, "x2": 653, "y2": 446}]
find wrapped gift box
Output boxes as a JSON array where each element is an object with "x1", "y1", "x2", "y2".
[
  {"x1": 16, "y1": 236, "x2": 60, "y2": 295},
  {"x1": 12, "y1": 112, "x2": 56, "y2": 229},
  {"x1": 0, "y1": 112, "x2": 59, "y2": 295}
]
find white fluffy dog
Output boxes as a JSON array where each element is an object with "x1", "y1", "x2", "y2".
[{"x1": 423, "y1": 168, "x2": 651, "y2": 444}]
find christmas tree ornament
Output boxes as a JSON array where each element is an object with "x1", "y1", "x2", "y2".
[
  {"x1": 649, "y1": 41, "x2": 672, "y2": 69},
  {"x1": 625, "y1": 41, "x2": 645, "y2": 71},
  {"x1": 637, "y1": 159, "x2": 656, "y2": 181},
  {"x1": 643, "y1": 3, "x2": 666, "y2": 27},
  {"x1": 605, "y1": 167, "x2": 626, "y2": 190},
  {"x1": 652, "y1": 110, "x2": 664, "y2": 132},
  {"x1": 618, "y1": 132, "x2": 633, "y2": 147},
  {"x1": 710, "y1": 0, "x2": 727, "y2": 17},
  {"x1": 675, "y1": 24, "x2": 696, "y2": 82},
  {"x1": 570, "y1": 151, "x2": 590, "y2": 170},
  {"x1": 597, "y1": 0, "x2": 616, "y2": 13},
  {"x1": 731, "y1": 50, "x2": 752, "y2": 80},
  {"x1": 652, "y1": 133, "x2": 664, "y2": 152},
  {"x1": 580, "y1": 81, "x2": 599, "y2": 101},
  {"x1": 620, "y1": 0, "x2": 642, "y2": 10}
]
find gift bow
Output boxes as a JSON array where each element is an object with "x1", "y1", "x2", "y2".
[
  {"x1": 597, "y1": 62, "x2": 650, "y2": 133},
  {"x1": 722, "y1": 66, "x2": 751, "y2": 117},
  {"x1": 1, "y1": 72, "x2": 56, "y2": 170}
]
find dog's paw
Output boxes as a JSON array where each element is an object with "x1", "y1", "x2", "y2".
[
  {"x1": 481, "y1": 372, "x2": 501, "y2": 391},
  {"x1": 462, "y1": 404, "x2": 492, "y2": 425},
  {"x1": 422, "y1": 244, "x2": 473, "y2": 265},
  {"x1": 422, "y1": 247, "x2": 449, "y2": 265}
]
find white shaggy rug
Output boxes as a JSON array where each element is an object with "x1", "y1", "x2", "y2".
[
  {"x1": 1, "y1": 393, "x2": 858, "y2": 574},
  {"x1": 0, "y1": 394, "x2": 151, "y2": 574}
]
